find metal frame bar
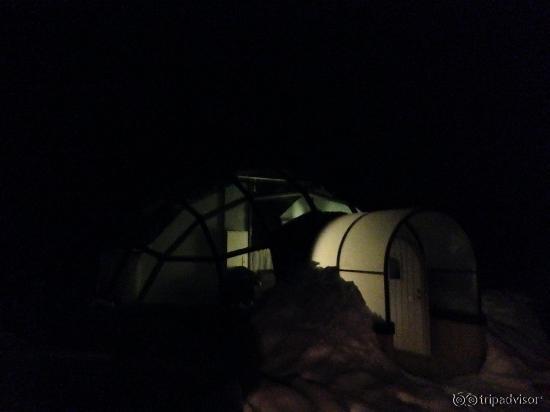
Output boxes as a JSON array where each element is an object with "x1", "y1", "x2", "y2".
[
  {"x1": 184, "y1": 201, "x2": 224, "y2": 284},
  {"x1": 144, "y1": 195, "x2": 248, "y2": 258},
  {"x1": 403, "y1": 221, "x2": 425, "y2": 257},
  {"x1": 238, "y1": 173, "x2": 358, "y2": 213},
  {"x1": 336, "y1": 213, "x2": 369, "y2": 271},
  {"x1": 140, "y1": 246, "x2": 163, "y2": 259},
  {"x1": 428, "y1": 268, "x2": 477, "y2": 274},
  {"x1": 339, "y1": 269, "x2": 384, "y2": 275},
  {"x1": 237, "y1": 175, "x2": 287, "y2": 183},
  {"x1": 138, "y1": 244, "x2": 273, "y2": 301},
  {"x1": 160, "y1": 245, "x2": 271, "y2": 262},
  {"x1": 225, "y1": 244, "x2": 269, "y2": 259},
  {"x1": 232, "y1": 177, "x2": 272, "y2": 232},
  {"x1": 137, "y1": 198, "x2": 227, "y2": 301},
  {"x1": 277, "y1": 169, "x2": 317, "y2": 212},
  {"x1": 106, "y1": 249, "x2": 134, "y2": 301},
  {"x1": 253, "y1": 192, "x2": 302, "y2": 201},
  {"x1": 137, "y1": 257, "x2": 165, "y2": 302},
  {"x1": 163, "y1": 255, "x2": 217, "y2": 262},
  {"x1": 233, "y1": 178, "x2": 259, "y2": 263}
]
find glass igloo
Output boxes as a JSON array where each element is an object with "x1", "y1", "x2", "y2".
[{"x1": 98, "y1": 171, "x2": 355, "y2": 305}]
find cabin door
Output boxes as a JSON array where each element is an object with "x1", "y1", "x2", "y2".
[{"x1": 389, "y1": 228, "x2": 430, "y2": 355}]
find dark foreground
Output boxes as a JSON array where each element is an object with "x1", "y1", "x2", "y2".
[{"x1": 1, "y1": 304, "x2": 259, "y2": 411}]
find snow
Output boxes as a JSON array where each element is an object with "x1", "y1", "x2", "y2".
[
  {"x1": 448, "y1": 291, "x2": 550, "y2": 406},
  {"x1": 245, "y1": 267, "x2": 452, "y2": 411},
  {"x1": 244, "y1": 267, "x2": 550, "y2": 411}
]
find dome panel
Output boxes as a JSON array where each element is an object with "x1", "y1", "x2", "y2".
[
  {"x1": 311, "y1": 213, "x2": 367, "y2": 267},
  {"x1": 408, "y1": 212, "x2": 476, "y2": 272},
  {"x1": 280, "y1": 196, "x2": 311, "y2": 223},
  {"x1": 146, "y1": 261, "x2": 219, "y2": 305},
  {"x1": 148, "y1": 209, "x2": 194, "y2": 253},
  {"x1": 311, "y1": 194, "x2": 352, "y2": 214},
  {"x1": 340, "y1": 210, "x2": 413, "y2": 273}
]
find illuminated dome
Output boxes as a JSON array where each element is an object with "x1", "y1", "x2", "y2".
[{"x1": 97, "y1": 171, "x2": 356, "y2": 305}]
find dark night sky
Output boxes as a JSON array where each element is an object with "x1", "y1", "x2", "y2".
[{"x1": 2, "y1": 2, "x2": 549, "y2": 301}]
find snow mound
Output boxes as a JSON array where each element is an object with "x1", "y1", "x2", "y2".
[
  {"x1": 245, "y1": 266, "x2": 452, "y2": 411},
  {"x1": 244, "y1": 269, "x2": 550, "y2": 411}
]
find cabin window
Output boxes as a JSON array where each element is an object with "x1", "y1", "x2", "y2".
[{"x1": 388, "y1": 257, "x2": 401, "y2": 280}]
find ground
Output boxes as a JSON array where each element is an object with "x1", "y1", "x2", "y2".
[{"x1": 1, "y1": 268, "x2": 549, "y2": 411}]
